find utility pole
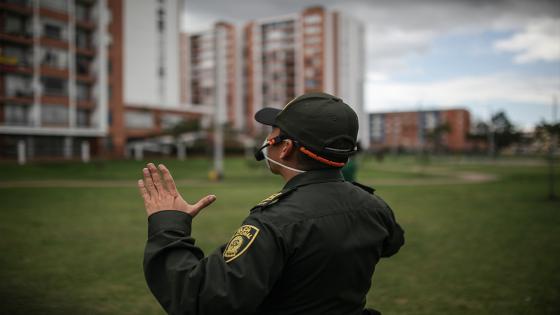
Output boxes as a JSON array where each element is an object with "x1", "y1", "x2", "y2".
[
  {"x1": 211, "y1": 24, "x2": 227, "y2": 181},
  {"x1": 488, "y1": 114, "x2": 496, "y2": 158},
  {"x1": 548, "y1": 95, "x2": 558, "y2": 200}
]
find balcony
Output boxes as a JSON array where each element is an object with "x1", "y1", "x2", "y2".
[
  {"x1": 39, "y1": 36, "x2": 69, "y2": 50},
  {"x1": 76, "y1": 27, "x2": 94, "y2": 47},
  {"x1": 41, "y1": 95, "x2": 68, "y2": 106},
  {"x1": 40, "y1": 49, "x2": 69, "y2": 77},
  {"x1": 1, "y1": 86, "x2": 33, "y2": 104},
  {"x1": 0, "y1": 32, "x2": 32, "y2": 45},
  {"x1": 76, "y1": 58, "x2": 95, "y2": 83},
  {"x1": 39, "y1": 0, "x2": 70, "y2": 22},
  {"x1": 1, "y1": 12, "x2": 33, "y2": 44},
  {"x1": 40, "y1": 65, "x2": 68, "y2": 78},
  {"x1": 0, "y1": 53, "x2": 32, "y2": 74},
  {"x1": 2, "y1": 102, "x2": 32, "y2": 126},
  {"x1": 0, "y1": 1, "x2": 33, "y2": 15}
]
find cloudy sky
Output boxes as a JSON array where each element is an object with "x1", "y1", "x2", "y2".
[{"x1": 182, "y1": 0, "x2": 560, "y2": 130}]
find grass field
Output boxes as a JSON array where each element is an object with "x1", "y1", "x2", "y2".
[{"x1": 0, "y1": 155, "x2": 559, "y2": 315}]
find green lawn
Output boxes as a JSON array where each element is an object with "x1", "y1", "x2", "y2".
[{"x1": 0, "y1": 156, "x2": 559, "y2": 314}]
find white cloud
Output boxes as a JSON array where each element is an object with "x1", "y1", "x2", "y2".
[
  {"x1": 494, "y1": 18, "x2": 560, "y2": 63},
  {"x1": 183, "y1": 0, "x2": 560, "y2": 75},
  {"x1": 365, "y1": 73, "x2": 560, "y2": 111}
]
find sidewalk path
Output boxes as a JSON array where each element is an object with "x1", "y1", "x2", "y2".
[{"x1": 0, "y1": 172, "x2": 497, "y2": 188}]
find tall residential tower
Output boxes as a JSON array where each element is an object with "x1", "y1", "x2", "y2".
[
  {"x1": 242, "y1": 6, "x2": 366, "y2": 146},
  {"x1": 0, "y1": 0, "x2": 208, "y2": 158}
]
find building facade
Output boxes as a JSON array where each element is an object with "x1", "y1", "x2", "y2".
[
  {"x1": 369, "y1": 109, "x2": 471, "y2": 152},
  {"x1": 242, "y1": 6, "x2": 367, "y2": 146},
  {"x1": 0, "y1": 0, "x2": 209, "y2": 159},
  {"x1": 181, "y1": 22, "x2": 238, "y2": 129},
  {"x1": 1, "y1": 0, "x2": 110, "y2": 158},
  {"x1": 1, "y1": 3, "x2": 367, "y2": 159}
]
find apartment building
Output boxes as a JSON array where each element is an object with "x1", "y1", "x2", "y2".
[
  {"x1": 243, "y1": 6, "x2": 367, "y2": 147},
  {"x1": 369, "y1": 109, "x2": 471, "y2": 152},
  {"x1": 181, "y1": 22, "x2": 238, "y2": 129},
  {"x1": 0, "y1": 0, "x2": 209, "y2": 159},
  {"x1": 0, "y1": 0, "x2": 109, "y2": 157}
]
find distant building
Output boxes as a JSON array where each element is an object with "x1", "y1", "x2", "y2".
[
  {"x1": 0, "y1": 0, "x2": 208, "y2": 159},
  {"x1": 181, "y1": 22, "x2": 239, "y2": 129},
  {"x1": 1, "y1": 2, "x2": 367, "y2": 159},
  {"x1": 369, "y1": 109, "x2": 471, "y2": 152},
  {"x1": 242, "y1": 6, "x2": 367, "y2": 146}
]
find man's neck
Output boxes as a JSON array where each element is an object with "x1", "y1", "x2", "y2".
[{"x1": 279, "y1": 168, "x2": 301, "y2": 183}]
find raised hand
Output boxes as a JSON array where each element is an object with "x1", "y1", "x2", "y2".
[{"x1": 138, "y1": 163, "x2": 216, "y2": 217}]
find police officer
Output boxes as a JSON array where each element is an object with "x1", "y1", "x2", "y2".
[{"x1": 139, "y1": 92, "x2": 405, "y2": 315}]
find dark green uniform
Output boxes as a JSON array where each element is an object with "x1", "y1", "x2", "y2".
[{"x1": 144, "y1": 168, "x2": 404, "y2": 315}]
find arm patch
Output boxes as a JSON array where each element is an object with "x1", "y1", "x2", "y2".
[{"x1": 223, "y1": 225, "x2": 260, "y2": 263}]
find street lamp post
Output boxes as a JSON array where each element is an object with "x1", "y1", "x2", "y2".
[{"x1": 548, "y1": 96, "x2": 558, "y2": 201}]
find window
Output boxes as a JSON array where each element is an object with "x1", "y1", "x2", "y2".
[
  {"x1": 304, "y1": 36, "x2": 321, "y2": 45},
  {"x1": 161, "y1": 114, "x2": 184, "y2": 129},
  {"x1": 77, "y1": 109, "x2": 90, "y2": 127},
  {"x1": 3, "y1": 45, "x2": 31, "y2": 66},
  {"x1": 424, "y1": 112, "x2": 439, "y2": 130},
  {"x1": 304, "y1": 14, "x2": 322, "y2": 24},
  {"x1": 76, "y1": 55, "x2": 91, "y2": 75},
  {"x1": 41, "y1": 104, "x2": 68, "y2": 125},
  {"x1": 44, "y1": 24, "x2": 62, "y2": 39},
  {"x1": 3, "y1": 104, "x2": 30, "y2": 126},
  {"x1": 304, "y1": 26, "x2": 321, "y2": 35},
  {"x1": 370, "y1": 115, "x2": 384, "y2": 142},
  {"x1": 125, "y1": 111, "x2": 154, "y2": 129},
  {"x1": 75, "y1": 3, "x2": 91, "y2": 21},
  {"x1": 157, "y1": 7, "x2": 165, "y2": 32},
  {"x1": 5, "y1": 75, "x2": 32, "y2": 98},
  {"x1": 4, "y1": 14, "x2": 26, "y2": 34},
  {"x1": 76, "y1": 28, "x2": 91, "y2": 49},
  {"x1": 41, "y1": 47, "x2": 67, "y2": 69},
  {"x1": 40, "y1": 0, "x2": 68, "y2": 13},
  {"x1": 77, "y1": 83, "x2": 90, "y2": 100},
  {"x1": 42, "y1": 77, "x2": 66, "y2": 96}
]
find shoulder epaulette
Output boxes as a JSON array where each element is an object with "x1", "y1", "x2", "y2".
[
  {"x1": 250, "y1": 187, "x2": 297, "y2": 212},
  {"x1": 351, "y1": 181, "x2": 376, "y2": 194}
]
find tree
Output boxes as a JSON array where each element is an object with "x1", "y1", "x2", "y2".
[
  {"x1": 535, "y1": 121, "x2": 560, "y2": 147},
  {"x1": 426, "y1": 122, "x2": 451, "y2": 153},
  {"x1": 490, "y1": 111, "x2": 521, "y2": 155}
]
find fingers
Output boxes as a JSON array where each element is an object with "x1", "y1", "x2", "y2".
[
  {"x1": 158, "y1": 164, "x2": 178, "y2": 197},
  {"x1": 143, "y1": 167, "x2": 156, "y2": 194},
  {"x1": 147, "y1": 163, "x2": 163, "y2": 193},
  {"x1": 137, "y1": 179, "x2": 150, "y2": 204},
  {"x1": 190, "y1": 195, "x2": 217, "y2": 217}
]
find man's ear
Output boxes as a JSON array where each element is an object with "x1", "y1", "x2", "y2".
[{"x1": 279, "y1": 139, "x2": 296, "y2": 160}]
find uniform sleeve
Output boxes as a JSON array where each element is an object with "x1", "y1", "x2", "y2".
[
  {"x1": 374, "y1": 196, "x2": 405, "y2": 258},
  {"x1": 143, "y1": 210, "x2": 286, "y2": 315}
]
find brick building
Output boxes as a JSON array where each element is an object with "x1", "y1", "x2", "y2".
[{"x1": 369, "y1": 109, "x2": 471, "y2": 152}]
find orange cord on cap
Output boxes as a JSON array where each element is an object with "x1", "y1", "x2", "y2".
[
  {"x1": 299, "y1": 146, "x2": 346, "y2": 167},
  {"x1": 268, "y1": 137, "x2": 346, "y2": 167}
]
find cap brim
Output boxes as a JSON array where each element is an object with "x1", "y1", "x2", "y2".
[{"x1": 254, "y1": 107, "x2": 281, "y2": 126}]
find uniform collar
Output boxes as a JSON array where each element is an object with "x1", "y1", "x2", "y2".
[{"x1": 282, "y1": 168, "x2": 345, "y2": 191}]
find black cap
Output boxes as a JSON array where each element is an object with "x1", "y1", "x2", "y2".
[{"x1": 254, "y1": 92, "x2": 358, "y2": 162}]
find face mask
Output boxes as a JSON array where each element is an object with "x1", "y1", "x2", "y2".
[{"x1": 256, "y1": 138, "x2": 307, "y2": 173}]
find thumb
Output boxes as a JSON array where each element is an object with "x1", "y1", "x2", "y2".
[{"x1": 189, "y1": 195, "x2": 217, "y2": 217}]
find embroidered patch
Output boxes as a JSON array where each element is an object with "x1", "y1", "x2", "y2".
[
  {"x1": 223, "y1": 225, "x2": 260, "y2": 263},
  {"x1": 257, "y1": 192, "x2": 283, "y2": 207}
]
